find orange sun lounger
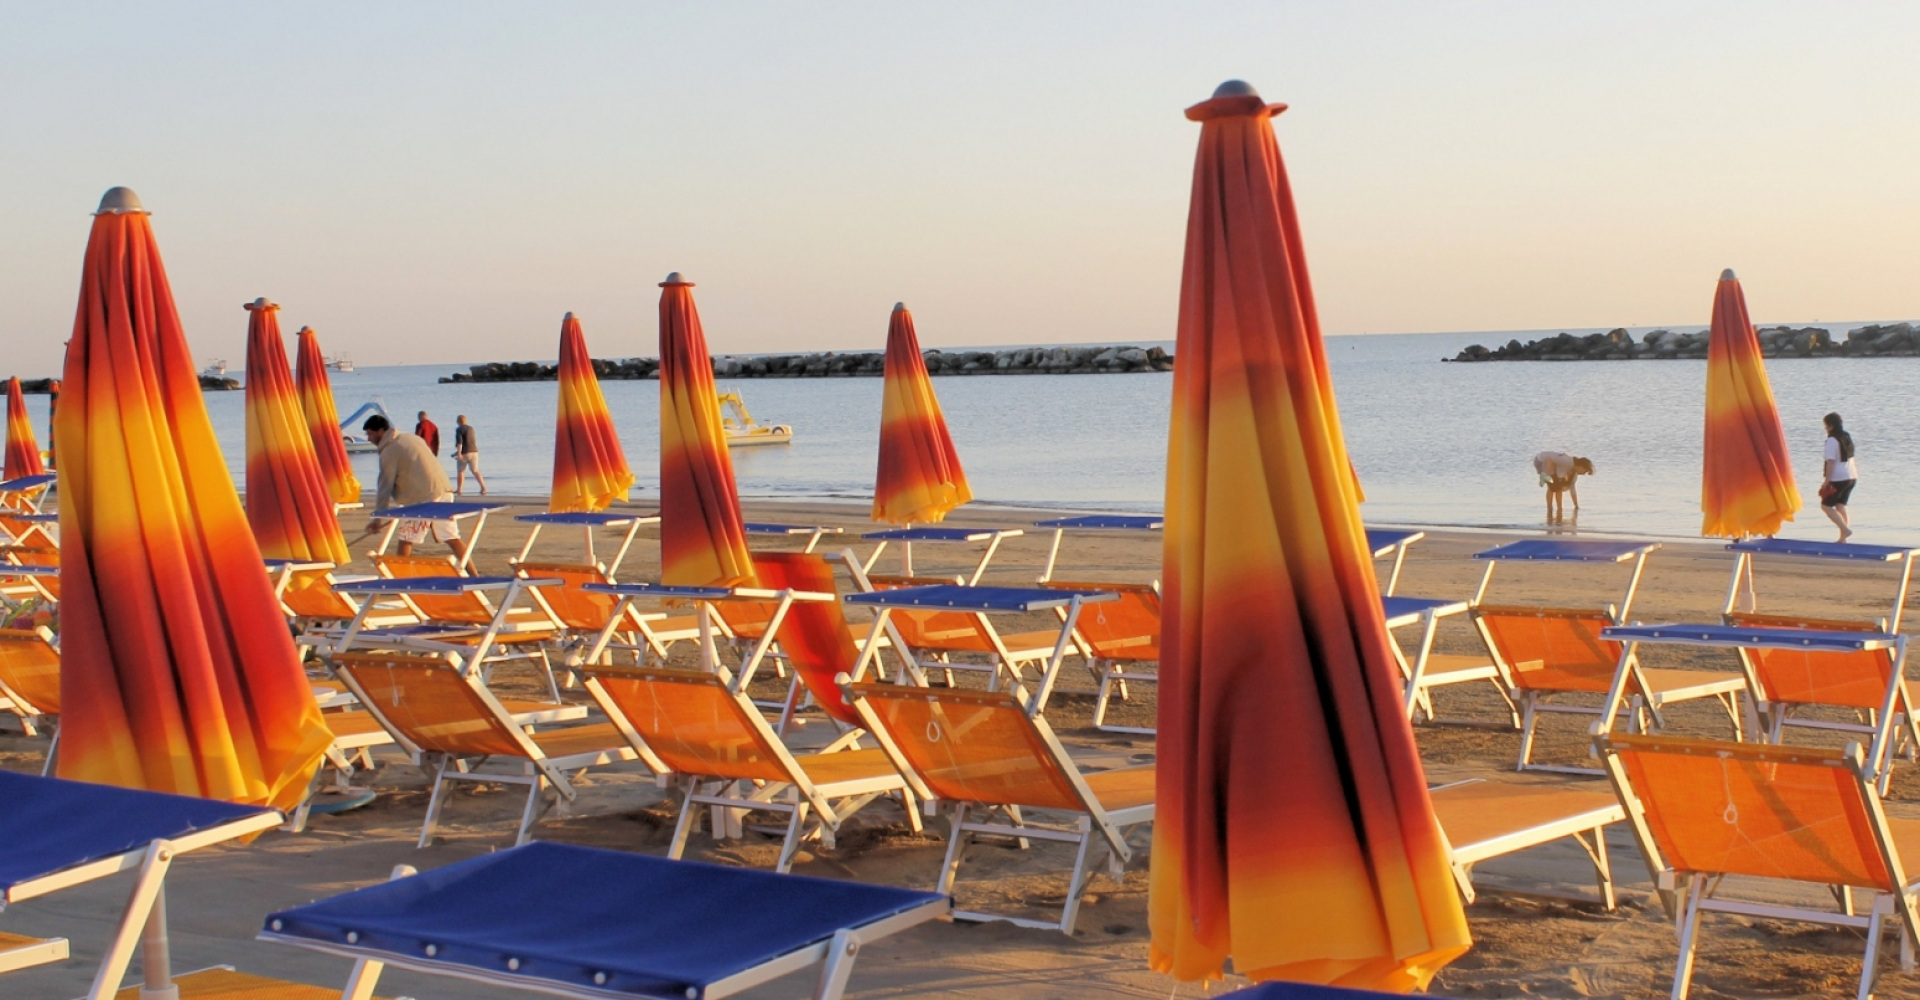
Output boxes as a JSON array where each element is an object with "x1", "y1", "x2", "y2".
[
  {"x1": 1600, "y1": 733, "x2": 1920, "y2": 1000},
  {"x1": 840, "y1": 676, "x2": 1152, "y2": 935},
  {"x1": 331, "y1": 650, "x2": 638, "y2": 847},
  {"x1": 1041, "y1": 579, "x2": 1160, "y2": 734},
  {"x1": 1429, "y1": 778, "x2": 1625, "y2": 909},
  {"x1": 0, "y1": 628, "x2": 59, "y2": 772},
  {"x1": 514, "y1": 560, "x2": 701, "y2": 666}
]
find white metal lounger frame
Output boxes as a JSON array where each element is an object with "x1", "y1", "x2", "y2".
[
  {"x1": 1429, "y1": 778, "x2": 1623, "y2": 910},
  {"x1": 746, "y1": 522, "x2": 846, "y2": 553},
  {"x1": 1721, "y1": 540, "x2": 1919, "y2": 632},
  {"x1": 860, "y1": 528, "x2": 1023, "y2": 584},
  {"x1": 1385, "y1": 596, "x2": 1517, "y2": 728},
  {"x1": 332, "y1": 575, "x2": 557, "y2": 679},
  {"x1": 371, "y1": 501, "x2": 506, "y2": 572},
  {"x1": 1368, "y1": 528, "x2": 1427, "y2": 597},
  {"x1": 514, "y1": 511, "x2": 659, "y2": 580}
]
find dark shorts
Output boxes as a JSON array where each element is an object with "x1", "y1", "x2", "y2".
[{"x1": 1823, "y1": 479, "x2": 1856, "y2": 507}]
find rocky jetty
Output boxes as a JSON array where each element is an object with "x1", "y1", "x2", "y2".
[
  {"x1": 441, "y1": 344, "x2": 1174, "y2": 384},
  {"x1": 1451, "y1": 323, "x2": 1920, "y2": 362}
]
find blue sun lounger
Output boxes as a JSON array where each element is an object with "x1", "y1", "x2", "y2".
[
  {"x1": 0, "y1": 474, "x2": 56, "y2": 513},
  {"x1": 746, "y1": 522, "x2": 846, "y2": 553},
  {"x1": 1031, "y1": 514, "x2": 1163, "y2": 582},
  {"x1": 1721, "y1": 537, "x2": 1920, "y2": 632},
  {"x1": 515, "y1": 510, "x2": 660, "y2": 578},
  {"x1": 259, "y1": 841, "x2": 947, "y2": 1000},
  {"x1": 860, "y1": 526, "x2": 1024, "y2": 584},
  {"x1": 844, "y1": 584, "x2": 1113, "y2": 710},
  {"x1": 0, "y1": 771, "x2": 280, "y2": 995},
  {"x1": 371, "y1": 499, "x2": 509, "y2": 572},
  {"x1": 1365, "y1": 527, "x2": 1425, "y2": 596}
]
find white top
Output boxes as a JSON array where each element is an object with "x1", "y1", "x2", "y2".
[
  {"x1": 1533, "y1": 451, "x2": 1574, "y2": 486},
  {"x1": 1824, "y1": 437, "x2": 1858, "y2": 482}
]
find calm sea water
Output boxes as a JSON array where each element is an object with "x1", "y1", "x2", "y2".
[{"x1": 30, "y1": 329, "x2": 1918, "y2": 543}]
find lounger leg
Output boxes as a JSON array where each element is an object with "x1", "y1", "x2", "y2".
[
  {"x1": 937, "y1": 802, "x2": 971, "y2": 895},
  {"x1": 514, "y1": 777, "x2": 548, "y2": 846},
  {"x1": 1091, "y1": 665, "x2": 1115, "y2": 730},
  {"x1": 776, "y1": 802, "x2": 812, "y2": 873},
  {"x1": 339, "y1": 958, "x2": 386, "y2": 1000},
  {"x1": 1517, "y1": 695, "x2": 1540, "y2": 771},
  {"x1": 418, "y1": 756, "x2": 455, "y2": 849},
  {"x1": 669, "y1": 782, "x2": 701, "y2": 860},
  {"x1": 811, "y1": 928, "x2": 862, "y2": 1000},
  {"x1": 1057, "y1": 824, "x2": 1097, "y2": 935},
  {"x1": 1577, "y1": 827, "x2": 1616, "y2": 911},
  {"x1": 1860, "y1": 896, "x2": 1889, "y2": 1000},
  {"x1": 1671, "y1": 875, "x2": 1708, "y2": 1000},
  {"x1": 40, "y1": 726, "x2": 58, "y2": 776}
]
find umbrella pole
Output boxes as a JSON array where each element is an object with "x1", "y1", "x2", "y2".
[{"x1": 139, "y1": 886, "x2": 178, "y2": 1000}]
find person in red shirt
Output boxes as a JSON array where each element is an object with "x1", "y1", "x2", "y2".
[{"x1": 415, "y1": 411, "x2": 441, "y2": 456}]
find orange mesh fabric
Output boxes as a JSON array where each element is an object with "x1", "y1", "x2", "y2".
[
  {"x1": 0, "y1": 629, "x2": 60, "y2": 713},
  {"x1": 372, "y1": 555, "x2": 491, "y2": 624},
  {"x1": 869, "y1": 574, "x2": 993, "y2": 653},
  {"x1": 1476, "y1": 606, "x2": 1620, "y2": 693},
  {"x1": 0, "y1": 516, "x2": 54, "y2": 548},
  {"x1": 1047, "y1": 581, "x2": 1161, "y2": 660},
  {"x1": 589, "y1": 667, "x2": 788, "y2": 783},
  {"x1": 753, "y1": 552, "x2": 860, "y2": 724},
  {"x1": 851, "y1": 682, "x2": 1083, "y2": 811},
  {"x1": 1612, "y1": 735, "x2": 1891, "y2": 889},
  {"x1": 335, "y1": 656, "x2": 526, "y2": 758},
  {"x1": 1724, "y1": 614, "x2": 1893, "y2": 711},
  {"x1": 518, "y1": 563, "x2": 621, "y2": 631},
  {"x1": 6, "y1": 547, "x2": 59, "y2": 599},
  {"x1": 280, "y1": 569, "x2": 357, "y2": 621}
]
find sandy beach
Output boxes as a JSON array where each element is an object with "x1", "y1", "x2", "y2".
[{"x1": 6, "y1": 497, "x2": 1920, "y2": 998}]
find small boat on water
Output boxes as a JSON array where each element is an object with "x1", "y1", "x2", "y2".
[
  {"x1": 326, "y1": 354, "x2": 355, "y2": 373},
  {"x1": 719, "y1": 392, "x2": 792, "y2": 447},
  {"x1": 200, "y1": 359, "x2": 228, "y2": 378}
]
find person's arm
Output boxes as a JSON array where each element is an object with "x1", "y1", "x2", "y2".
[
  {"x1": 373, "y1": 450, "x2": 397, "y2": 513},
  {"x1": 1825, "y1": 458, "x2": 1837, "y2": 481},
  {"x1": 1570, "y1": 478, "x2": 1580, "y2": 510}
]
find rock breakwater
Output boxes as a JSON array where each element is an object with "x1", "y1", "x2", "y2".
[
  {"x1": 1451, "y1": 323, "x2": 1920, "y2": 362},
  {"x1": 441, "y1": 344, "x2": 1174, "y2": 383}
]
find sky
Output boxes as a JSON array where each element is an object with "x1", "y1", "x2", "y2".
[{"x1": 2, "y1": 2, "x2": 1917, "y2": 374}]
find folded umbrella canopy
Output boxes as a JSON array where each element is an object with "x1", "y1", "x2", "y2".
[
  {"x1": 1702, "y1": 269, "x2": 1800, "y2": 538},
  {"x1": 551, "y1": 312, "x2": 634, "y2": 513},
  {"x1": 4, "y1": 376, "x2": 46, "y2": 480},
  {"x1": 294, "y1": 325, "x2": 362, "y2": 505},
  {"x1": 55, "y1": 188, "x2": 328, "y2": 811},
  {"x1": 873, "y1": 302, "x2": 971, "y2": 524},
  {"x1": 244, "y1": 300, "x2": 349, "y2": 564},
  {"x1": 1149, "y1": 84, "x2": 1469, "y2": 991},
  {"x1": 658, "y1": 273, "x2": 753, "y2": 587}
]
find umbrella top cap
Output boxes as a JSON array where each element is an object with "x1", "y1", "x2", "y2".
[
  {"x1": 660, "y1": 271, "x2": 693, "y2": 288},
  {"x1": 94, "y1": 186, "x2": 148, "y2": 216},
  {"x1": 244, "y1": 297, "x2": 278, "y2": 312},
  {"x1": 1187, "y1": 81, "x2": 1287, "y2": 121},
  {"x1": 1721, "y1": 268, "x2": 1738, "y2": 281},
  {"x1": 893, "y1": 302, "x2": 906, "y2": 312}
]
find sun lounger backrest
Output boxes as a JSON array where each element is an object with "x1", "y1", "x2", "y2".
[
  {"x1": 1604, "y1": 734, "x2": 1898, "y2": 891},
  {"x1": 1474, "y1": 605, "x2": 1620, "y2": 693},
  {"x1": 866, "y1": 573, "x2": 990, "y2": 652},
  {"x1": 514, "y1": 561, "x2": 621, "y2": 631},
  {"x1": 372, "y1": 554, "x2": 492, "y2": 624},
  {"x1": 1723, "y1": 612, "x2": 1894, "y2": 710},
  {"x1": 333, "y1": 653, "x2": 531, "y2": 758},
  {"x1": 1042, "y1": 580, "x2": 1159, "y2": 658},
  {"x1": 846, "y1": 682, "x2": 1086, "y2": 812},
  {"x1": 752, "y1": 552, "x2": 861, "y2": 724},
  {"x1": 0, "y1": 628, "x2": 59, "y2": 714},
  {"x1": 281, "y1": 568, "x2": 358, "y2": 620},
  {"x1": 585, "y1": 665, "x2": 791, "y2": 783},
  {"x1": 0, "y1": 517, "x2": 54, "y2": 549}
]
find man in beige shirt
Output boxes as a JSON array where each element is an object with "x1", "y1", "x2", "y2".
[{"x1": 363, "y1": 414, "x2": 466, "y2": 562}]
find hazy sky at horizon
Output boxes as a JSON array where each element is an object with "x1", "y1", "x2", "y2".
[{"x1": 3, "y1": 2, "x2": 1916, "y2": 374}]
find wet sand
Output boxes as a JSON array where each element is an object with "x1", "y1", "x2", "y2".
[{"x1": 6, "y1": 497, "x2": 1920, "y2": 998}]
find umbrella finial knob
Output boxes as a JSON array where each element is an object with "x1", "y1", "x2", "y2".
[
  {"x1": 295, "y1": 325, "x2": 312, "y2": 335},
  {"x1": 893, "y1": 301, "x2": 906, "y2": 312},
  {"x1": 563, "y1": 311, "x2": 575, "y2": 321},
  {"x1": 244, "y1": 297, "x2": 277, "y2": 312},
  {"x1": 94, "y1": 187, "x2": 149, "y2": 216},
  {"x1": 661, "y1": 271, "x2": 693, "y2": 287},
  {"x1": 1212, "y1": 79, "x2": 1259, "y2": 99},
  {"x1": 1720, "y1": 268, "x2": 1738, "y2": 282}
]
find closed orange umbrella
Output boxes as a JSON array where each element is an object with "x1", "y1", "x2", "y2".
[
  {"x1": 873, "y1": 303, "x2": 971, "y2": 524},
  {"x1": 551, "y1": 312, "x2": 634, "y2": 513},
  {"x1": 658, "y1": 273, "x2": 753, "y2": 587},
  {"x1": 1702, "y1": 269, "x2": 1800, "y2": 538},
  {"x1": 244, "y1": 299, "x2": 349, "y2": 564},
  {"x1": 55, "y1": 188, "x2": 329, "y2": 811},
  {"x1": 1149, "y1": 83, "x2": 1469, "y2": 991},
  {"x1": 294, "y1": 325, "x2": 362, "y2": 505},
  {"x1": 4, "y1": 377, "x2": 45, "y2": 480}
]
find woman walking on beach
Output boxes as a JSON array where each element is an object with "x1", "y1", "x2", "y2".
[
  {"x1": 1532, "y1": 450, "x2": 1593, "y2": 523},
  {"x1": 1821, "y1": 412, "x2": 1857, "y2": 541}
]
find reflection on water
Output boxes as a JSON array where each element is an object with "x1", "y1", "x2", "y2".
[{"x1": 41, "y1": 329, "x2": 1913, "y2": 543}]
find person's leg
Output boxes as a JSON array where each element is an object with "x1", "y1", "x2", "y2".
[
  {"x1": 446, "y1": 536, "x2": 469, "y2": 564},
  {"x1": 1822, "y1": 499, "x2": 1850, "y2": 541},
  {"x1": 396, "y1": 540, "x2": 415, "y2": 556},
  {"x1": 471, "y1": 456, "x2": 487, "y2": 494},
  {"x1": 454, "y1": 461, "x2": 466, "y2": 495}
]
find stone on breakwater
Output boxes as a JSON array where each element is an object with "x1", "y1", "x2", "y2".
[
  {"x1": 441, "y1": 345, "x2": 1173, "y2": 383},
  {"x1": 1448, "y1": 323, "x2": 1907, "y2": 362}
]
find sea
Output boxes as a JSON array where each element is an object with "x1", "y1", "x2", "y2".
[{"x1": 34, "y1": 327, "x2": 1920, "y2": 543}]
